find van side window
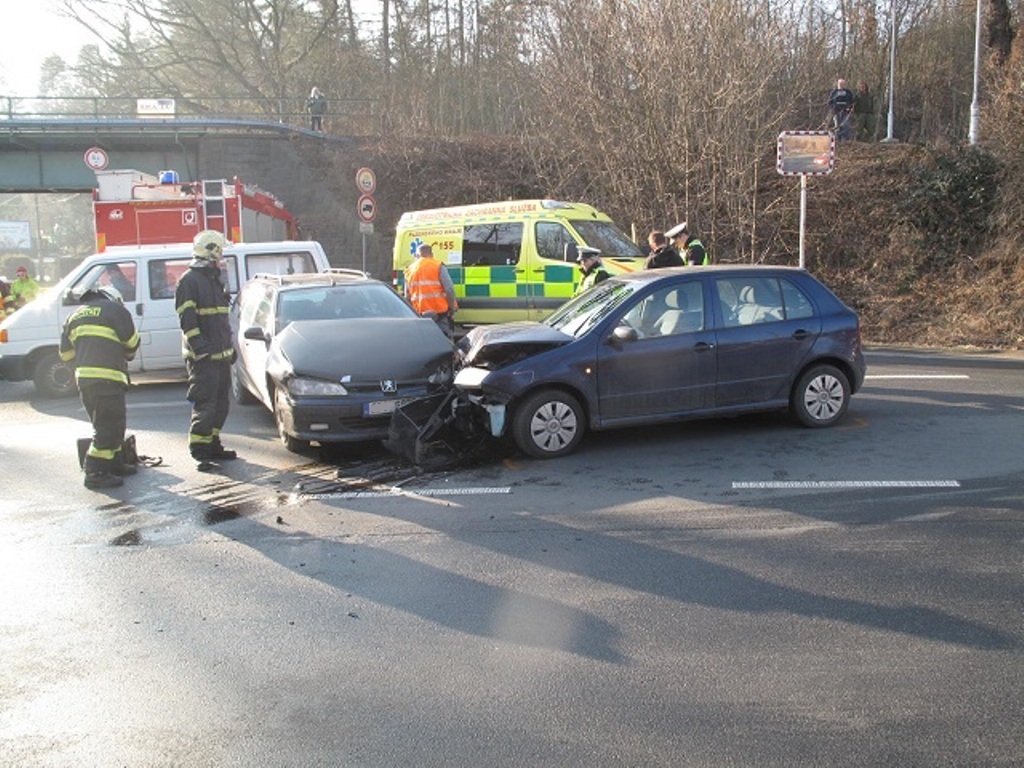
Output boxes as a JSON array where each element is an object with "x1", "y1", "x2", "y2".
[
  {"x1": 148, "y1": 258, "x2": 189, "y2": 300},
  {"x1": 535, "y1": 222, "x2": 576, "y2": 261},
  {"x1": 463, "y1": 223, "x2": 523, "y2": 266},
  {"x1": 102, "y1": 262, "x2": 137, "y2": 302},
  {"x1": 246, "y1": 251, "x2": 319, "y2": 279}
]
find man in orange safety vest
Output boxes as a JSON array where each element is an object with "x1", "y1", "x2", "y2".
[{"x1": 404, "y1": 243, "x2": 458, "y2": 336}]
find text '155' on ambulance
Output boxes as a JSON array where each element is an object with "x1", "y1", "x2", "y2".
[{"x1": 392, "y1": 199, "x2": 647, "y2": 324}]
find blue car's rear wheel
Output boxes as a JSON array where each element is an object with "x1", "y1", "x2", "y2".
[{"x1": 792, "y1": 364, "x2": 849, "y2": 427}]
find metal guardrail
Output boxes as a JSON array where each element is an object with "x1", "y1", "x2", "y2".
[{"x1": 0, "y1": 95, "x2": 382, "y2": 135}]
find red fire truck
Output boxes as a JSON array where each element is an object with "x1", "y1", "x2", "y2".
[{"x1": 93, "y1": 169, "x2": 298, "y2": 251}]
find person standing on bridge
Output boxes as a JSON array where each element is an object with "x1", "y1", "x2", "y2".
[
  {"x1": 307, "y1": 87, "x2": 327, "y2": 131},
  {"x1": 175, "y1": 230, "x2": 238, "y2": 472}
]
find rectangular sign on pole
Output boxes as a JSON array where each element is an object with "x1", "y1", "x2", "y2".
[
  {"x1": 0, "y1": 220, "x2": 32, "y2": 249},
  {"x1": 777, "y1": 131, "x2": 834, "y2": 176}
]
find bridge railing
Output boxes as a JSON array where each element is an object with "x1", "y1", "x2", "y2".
[{"x1": 0, "y1": 95, "x2": 382, "y2": 135}]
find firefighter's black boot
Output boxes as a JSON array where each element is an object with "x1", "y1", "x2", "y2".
[
  {"x1": 113, "y1": 459, "x2": 138, "y2": 476},
  {"x1": 191, "y1": 447, "x2": 219, "y2": 473},
  {"x1": 84, "y1": 471, "x2": 124, "y2": 489},
  {"x1": 210, "y1": 443, "x2": 238, "y2": 461}
]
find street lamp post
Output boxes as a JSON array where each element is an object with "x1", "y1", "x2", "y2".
[
  {"x1": 883, "y1": 0, "x2": 898, "y2": 142},
  {"x1": 969, "y1": 0, "x2": 982, "y2": 145}
]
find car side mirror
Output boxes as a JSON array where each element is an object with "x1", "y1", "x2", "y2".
[
  {"x1": 611, "y1": 324, "x2": 638, "y2": 343},
  {"x1": 243, "y1": 326, "x2": 269, "y2": 343}
]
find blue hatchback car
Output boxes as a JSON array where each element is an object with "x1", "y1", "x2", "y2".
[{"x1": 453, "y1": 266, "x2": 866, "y2": 458}]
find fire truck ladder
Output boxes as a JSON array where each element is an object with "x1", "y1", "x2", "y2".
[{"x1": 201, "y1": 179, "x2": 229, "y2": 237}]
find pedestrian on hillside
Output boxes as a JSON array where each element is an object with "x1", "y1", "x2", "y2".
[
  {"x1": 828, "y1": 78, "x2": 856, "y2": 141},
  {"x1": 59, "y1": 284, "x2": 140, "y2": 489},
  {"x1": 644, "y1": 231, "x2": 684, "y2": 269},
  {"x1": 307, "y1": 87, "x2": 327, "y2": 131},
  {"x1": 405, "y1": 243, "x2": 458, "y2": 336},
  {"x1": 853, "y1": 80, "x2": 876, "y2": 142},
  {"x1": 9, "y1": 265, "x2": 39, "y2": 310},
  {"x1": 175, "y1": 230, "x2": 238, "y2": 472},
  {"x1": 573, "y1": 246, "x2": 610, "y2": 296},
  {"x1": 666, "y1": 222, "x2": 708, "y2": 266}
]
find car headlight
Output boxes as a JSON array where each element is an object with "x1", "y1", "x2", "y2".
[{"x1": 287, "y1": 377, "x2": 349, "y2": 396}]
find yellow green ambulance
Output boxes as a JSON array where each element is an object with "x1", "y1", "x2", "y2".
[{"x1": 393, "y1": 199, "x2": 647, "y2": 324}]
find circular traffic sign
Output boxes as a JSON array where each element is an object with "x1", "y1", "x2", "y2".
[
  {"x1": 84, "y1": 146, "x2": 109, "y2": 171},
  {"x1": 356, "y1": 167, "x2": 376, "y2": 195},
  {"x1": 357, "y1": 194, "x2": 377, "y2": 223}
]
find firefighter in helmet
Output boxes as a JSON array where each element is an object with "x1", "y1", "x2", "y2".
[
  {"x1": 59, "y1": 283, "x2": 141, "y2": 489},
  {"x1": 175, "y1": 230, "x2": 238, "y2": 471}
]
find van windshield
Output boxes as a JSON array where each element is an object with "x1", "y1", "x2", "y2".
[{"x1": 571, "y1": 220, "x2": 645, "y2": 258}]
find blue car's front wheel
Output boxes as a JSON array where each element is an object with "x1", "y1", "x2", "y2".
[{"x1": 512, "y1": 389, "x2": 586, "y2": 459}]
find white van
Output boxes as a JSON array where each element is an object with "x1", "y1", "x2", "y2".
[{"x1": 0, "y1": 240, "x2": 331, "y2": 397}]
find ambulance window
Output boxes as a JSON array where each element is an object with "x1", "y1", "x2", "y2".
[
  {"x1": 535, "y1": 222, "x2": 576, "y2": 261},
  {"x1": 572, "y1": 220, "x2": 646, "y2": 257},
  {"x1": 463, "y1": 223, "x2": 523, "y2": 266}
]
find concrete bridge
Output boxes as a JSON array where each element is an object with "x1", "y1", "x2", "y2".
[{"x1": 0, "y1": 109, "x2": 392, "y2": 277}]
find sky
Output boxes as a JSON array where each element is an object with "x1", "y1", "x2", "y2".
[
  {"x1": 0, "y1": 0, "x2": 99, "y2": 97},
  {"x1": 0, "y1": 1, "x2": 380, "y2": 99}
]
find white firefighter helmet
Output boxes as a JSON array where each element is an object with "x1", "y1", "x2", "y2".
[
  {"x1": 97, "y1": 284, "x2": 123, "y2": 303},
  {"x1": 71, "y1": 283, "x2": 122, "y2": 304},
  {"x1": 193, "y1": 230, "x2": 228, "y2": 260}
]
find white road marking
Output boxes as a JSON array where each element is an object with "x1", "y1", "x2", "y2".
[
  {"x1": 733, "y1": 480, "x2": 961, "y2": 489},
  {"x1": 295, "y1": 486, "x2": 512, "y2": 501},
  {"x1": 865, "y1": 374, "x2": 969, "y2": 380}
]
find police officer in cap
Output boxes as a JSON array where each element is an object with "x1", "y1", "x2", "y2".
[
  {"x1": 574, "y1": 246, "x2": 610, "y2": 296},
  {"x1": 175, "y1": 230, "x2": 238, "y2": 471},
  {"x1": 666, "y1": 222, "x2": 708, "y2": 266},
  {"x1": 59, "y1": 284, "x2": 141, "y2": 489}
]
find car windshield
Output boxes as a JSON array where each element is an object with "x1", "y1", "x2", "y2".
[
  {"x1": 543, "y1": 279, "x2": 641, "y2": 338},
  {"x1": 571, "y1": 220, "x2": 646, "y2": 257},
  {"x1": 277, "y1": 282, "x2": 415, "y2": 328}
]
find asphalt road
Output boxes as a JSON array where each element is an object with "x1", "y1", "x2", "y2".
[{"x1": 2, "y1": 348, "x2": 1022, "y2": 766}]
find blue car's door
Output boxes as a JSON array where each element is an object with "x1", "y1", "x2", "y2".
[
  {"x1": 595, "y1": 278, "x2": 716, "y2": 423},
  {"x1": 711, "y1": 276, "x2": 821, "y2": 407}
]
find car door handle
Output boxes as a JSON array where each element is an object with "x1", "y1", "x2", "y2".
[
  {"x1": 135, "y1": 302, "x2": 144, "y2": 315},
  {"x1": 791, "y1": 329, "x2": 810, "y2": 339},
  {"x1": 695, "y1": 341, "x2": 714, "y2": 351}
]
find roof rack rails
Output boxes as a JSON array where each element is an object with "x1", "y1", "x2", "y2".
[{"x1": 249, "y1": 269, "x2": 371, "y2": 285}]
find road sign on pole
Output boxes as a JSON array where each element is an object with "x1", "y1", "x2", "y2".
[
  {"x1": 776, "y1": 131, "x2": 834, "y2": 269},
  {"x1": 357, "y1": 194, "x2": 376, "y2": 223},
  {"x1": 356, "y1": 167, "x2": 376, "y2": 195}
]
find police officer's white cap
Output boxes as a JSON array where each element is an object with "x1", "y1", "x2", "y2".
[
  {"x1": 576, "y1": 246, "x2": 601, "y2": 262},
  {"x1": 665, "y1": 222, "x2": 688, "y2": 239}
]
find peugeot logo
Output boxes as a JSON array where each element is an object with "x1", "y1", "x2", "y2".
[{"x1": 381, "y1": 380, "x2": 397, "y2": 394}]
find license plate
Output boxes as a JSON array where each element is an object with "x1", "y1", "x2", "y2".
[{"x1": 364, "y1": 398, "x2": 411, "y2": 416}]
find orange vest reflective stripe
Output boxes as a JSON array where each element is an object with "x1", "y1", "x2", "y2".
[{"x1": 405, "y1": 257, "x2": 451, "y2": 314}]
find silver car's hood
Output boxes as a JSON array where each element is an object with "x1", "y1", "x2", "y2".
[
  {"x1": 274, "y1": 317, "x2": 453, "y2": 380},
  {"x1": 459, "y1": 321, "x2": 572, "y2": 369}
]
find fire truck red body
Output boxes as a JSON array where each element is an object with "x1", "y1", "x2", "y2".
[{"x1": 93, "y1": 169, "x2": 298, "y2": 251}]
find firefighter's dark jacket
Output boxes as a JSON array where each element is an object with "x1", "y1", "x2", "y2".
[
  {"x1": 175, "y1": 261, "x2": 234, "y2": 361},
  {"x1": 59, "y1": 296, "x2": 140, "y2": 387}
]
